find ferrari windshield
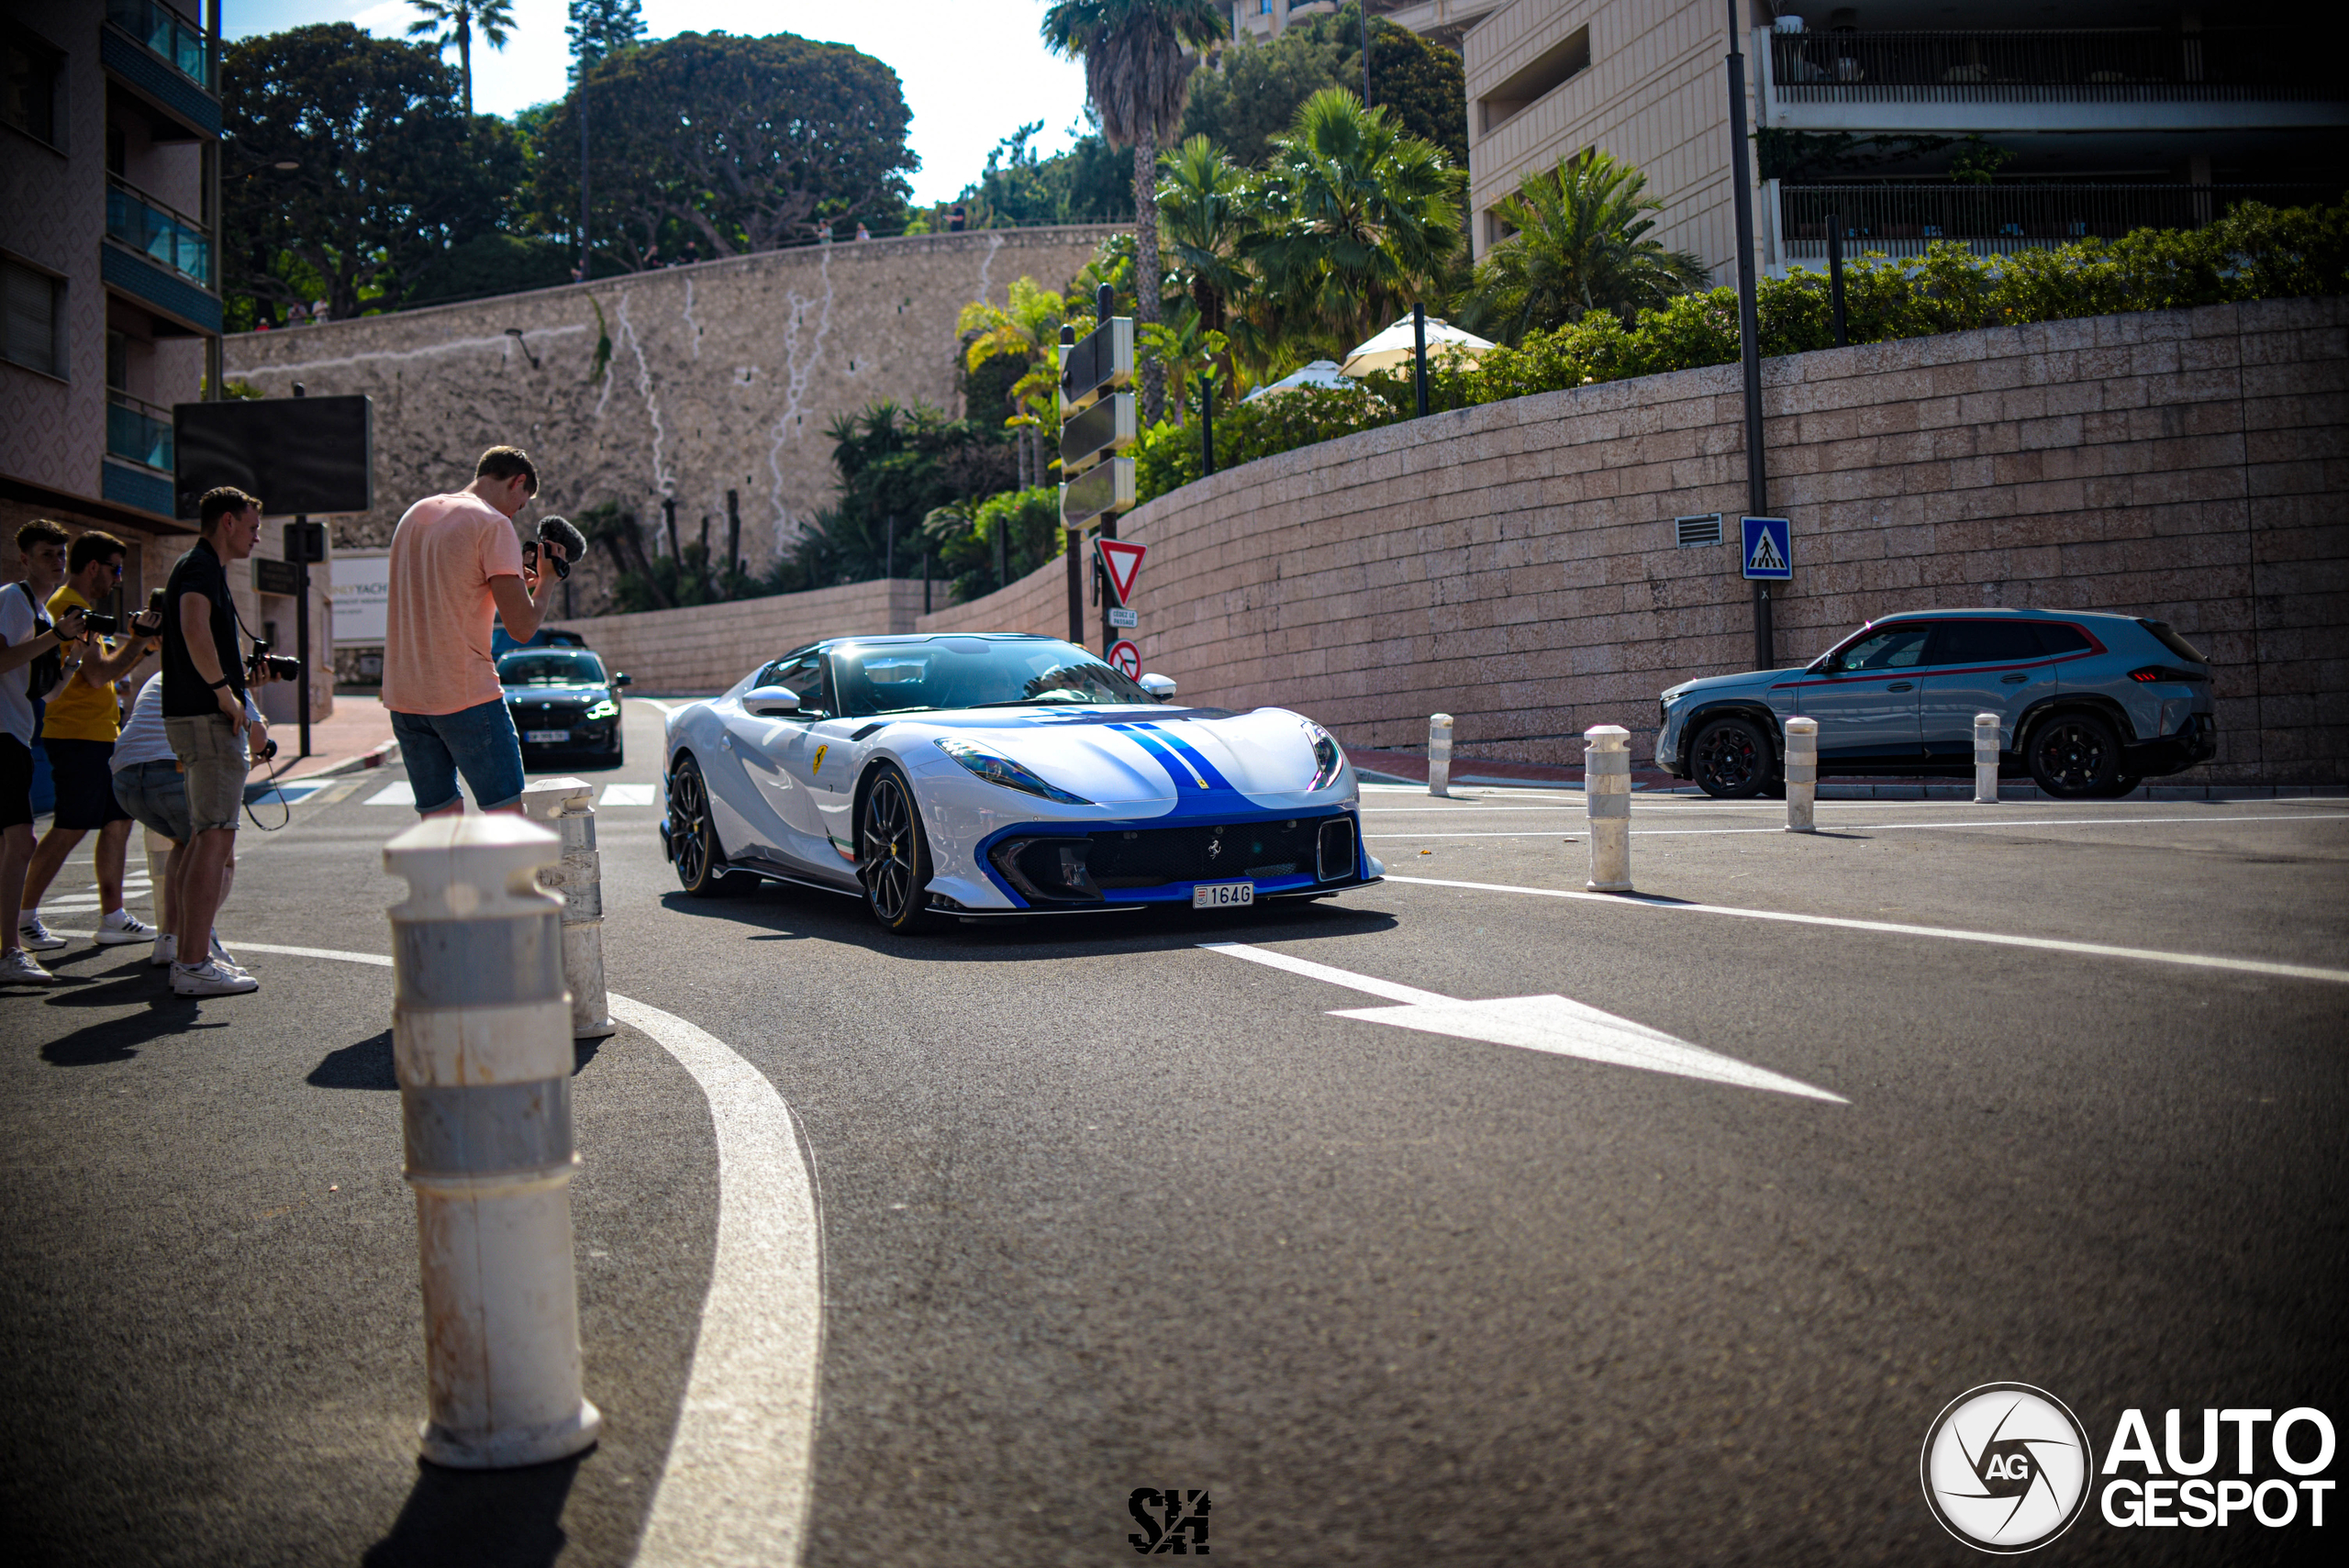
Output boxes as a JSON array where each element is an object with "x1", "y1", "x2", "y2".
[
  {"x1": 499, "y1": 651, "x2": 607, "y2": 686},
  {"x1": 831, "y1": 638, "x2": 1155, "y2": 717}
]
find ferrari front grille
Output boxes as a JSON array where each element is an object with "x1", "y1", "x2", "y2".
[{"x1": 990, "y1": 816, "x2": 1353, "y2": 904}]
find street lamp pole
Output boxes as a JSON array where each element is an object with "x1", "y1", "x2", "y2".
[{"x1": 1724, "y1": 0, "x2": 1773, "y2": 670}]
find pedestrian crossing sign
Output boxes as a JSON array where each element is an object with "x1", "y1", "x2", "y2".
[{"x1": 1742, "y1": 516, "x2": 1792, "y2": 581}]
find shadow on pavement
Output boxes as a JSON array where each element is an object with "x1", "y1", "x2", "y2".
[
  {"x1": 651, "y1": 878, "x2": 1400, "y2": 962},
  {"x1": 362, "y1": 1453, "x2": 583, "y2": 1568},
  {"x1": 311, "y1": 1029, "x2": 397, "y2": 1090},
  {"x1": 39, "y1": 991, "x2": 230, "y2": 1065}
]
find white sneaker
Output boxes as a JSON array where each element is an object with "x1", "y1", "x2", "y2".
[
  {"x1": 171, "y1": 959, "x2": 258, "y2": 996},
  {"x1": 210, "y1": 934, "x2": 248, "y2": 975},
  {"x1": 15, "y1": 916, "x2": 66, "y2": 952},
  {"x1": 0, "y1": 947, "x2": 58, "y2": 984},
  {"x1": 150, "y1": 933, "x2": 177, "y2": 967},
  {"x1": 96, "y1": 909, "x2": 158, "y2": 946}
]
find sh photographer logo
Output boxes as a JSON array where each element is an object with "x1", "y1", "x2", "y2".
[
  {"x1": 1921, "y1": 1384, "x2": 2093, "y2": 1553},
  {"x1": 1127, "y1": 1488, "x2": 1210, "y2": 1554}
]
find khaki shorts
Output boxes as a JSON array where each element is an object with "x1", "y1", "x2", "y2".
[{"x1": 164, "y1": 713, "x2": 249, "y2": 834}]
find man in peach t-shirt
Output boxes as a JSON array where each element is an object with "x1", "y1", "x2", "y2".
[{"x1": 383, "y1": 446, "x2": 565, "y2": 815}]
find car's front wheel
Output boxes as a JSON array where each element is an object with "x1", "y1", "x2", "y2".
[
  {"x1": 2027, "y1": 712, "x2": 2122, "y2": 799},
  {"x1": 859, "y1": 764, "x2": 937, "y2": 933},
  {"x1": 669, "y1": 756, "x2": 755, "y2": 897},
  {"x1": 1691, "y1": 715, "x2": 1774, "y2": 799}
]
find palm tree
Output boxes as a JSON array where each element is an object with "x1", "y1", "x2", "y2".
[
  {"x1": 1156, "y1": 134, "x2": 1253, "y2": 374},
  {"x1": 1245, "y1": 88, "x2": 1464, "y2": 356},
  {"x1": 406, "y1": 0, "x2": 517, "y2": 118},
  {"x1": 1040, "y1": 0, "x2": 1229, "y2": 426},
  {"x1": 1459, "y1": 150, "x2": 1709, "y2": 343},
  {"x1": 958, "y1": 278, "x2": 1071, "y2": 489}
]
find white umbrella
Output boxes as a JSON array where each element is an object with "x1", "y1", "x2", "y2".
[
  {"x1": 1340, "y1": 316, "x2": 1494, "y2": 377},
  {"x1": 1241, "y1": 360, "x2": 1352, "y2": 404}
]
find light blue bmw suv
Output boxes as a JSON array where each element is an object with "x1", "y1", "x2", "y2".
[{"x1": 1654, "y1": 608, "x2": 2217, "y2": 799}]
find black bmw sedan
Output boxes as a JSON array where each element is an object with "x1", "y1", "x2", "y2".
[{"x1": 497, "y1": 648, "x2": 631, "y2": 766}]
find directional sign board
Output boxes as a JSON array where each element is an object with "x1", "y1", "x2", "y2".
[
  {"x1": 1061, "y1": 392, "x2": 1134, "y2": 478},
  {"x1": 1107, "y1": 606, "x2": 1138, "y2": 628},
  {"x1": 1741, "y1": 516, "x2": 1792, "y2": 581},
  {"x1": 1060, "y1": 317, "x2": 1133, "y2": 413},
  {"x1": 1097, "y1": 538, "x2": 1146, "y2": 606},
  {"x1": 1061, "y1": 457, "x2": 1135, "y2": 529},
  {"x1": 1108, "y1": 639, "x2": 1142, "y2": 681}
]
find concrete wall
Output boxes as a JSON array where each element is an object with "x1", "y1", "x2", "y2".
[
  {"x1": 548, "y1": 578, "x2": 926, "y2": 696},
  {"x1": 545, "y1": 297, "x2": 2349, "y2": 784},
  {"x1": 221, "y1": 225, "x2": 1119, "y2": 606}
]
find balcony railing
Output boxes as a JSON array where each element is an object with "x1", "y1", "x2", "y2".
[
  {"x1": 106, "y1": 391, "x2": 174, "y2": 473},
  {"x1": 1778, "y1": 183, "x2": 2337, "y2": 262},
  {"x1": 107, "y1": 0, "x2": 209, "y2": 85},
  {"x1": 106, "y1": 176, "x2": 212, "y2": 288},
  {"x1": 1768, "y1": 28, "x2": 2335, "y2": 104}
]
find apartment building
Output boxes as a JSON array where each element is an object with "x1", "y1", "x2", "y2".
[
  {"x1": 1464, "y1": 1, "x2": 2347, "y2": 280},
  {"x1": 2, "y1": 0, "x2": 218, "y2": 597}
]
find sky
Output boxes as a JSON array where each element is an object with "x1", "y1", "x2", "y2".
[{"x1": 223, "y1": 1, "x2": 1097, "y2": 205}]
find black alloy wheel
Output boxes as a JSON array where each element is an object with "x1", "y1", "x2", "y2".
[
  {"x1": 1691, "y1": 715, "x2": 1774, "y2": 799},
  {"x1": 859, "y1": 763, "x2": 937, "y2": 933},
  {"x1": 669, "y1": 756, "x2": 754, "y2": 896},
  {"x1": 2027, "y1": 711, "x2": 2121, "y2": 799}
]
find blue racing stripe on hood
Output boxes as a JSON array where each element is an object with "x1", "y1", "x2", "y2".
[
  {"x1": 1127, "y1": 723, "x2": 1234, "y2": 791},
  {"x1": 1111, "y1": 724, "x2": 1253, "y2": 808}
]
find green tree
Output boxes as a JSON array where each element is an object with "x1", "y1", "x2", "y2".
[
  {"x1": 954, "y1": 119, "x2": 1130, "y2": 228},
  {"x1": 958, "y1": 277, "x2": 1073, "y2": 489},
  {"x1": 1346, "y1": 10, "x2": 1467, "y2": 171},
  {"x1": 405, "y1": 0, "x2": 515, "y2": 119},
  {"x1": 1458, "y1": 150, "x2": 1708, "y2": 342},
  {"x1": 565, "y1": 0, "x2": 643, "y2": 73},
  {"x1": 1179, "y1": 21, "x2": 1348, "y2": 168},
  {"x1": 1244, "y1": 88, "x2": 1464, "y2": 356},
  {"x1": 1157, "y1": 134, "x2": 1252, "y2": 338},
  {"x1": 222, "y1": 24, "x2": 522, "y2": 322},
  {"x1": 533, "y1": 31, "x2": 917, "y2": 270},
  {"x1": 1041, "y1": 0, "x2": 1230, "y2": 425}
]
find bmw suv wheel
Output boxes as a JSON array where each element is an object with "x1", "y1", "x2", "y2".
[
  {"x1": 1691, "y1": 716, "x2": 1773, "y2": 799},
  {"x1": 2027, "y1": 712, "x2": 2121, "y2": 799}
]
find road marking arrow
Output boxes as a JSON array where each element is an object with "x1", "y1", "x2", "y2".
[{"x1": 1201, "y1": 941, "x2": 1845, "y2": 1103}]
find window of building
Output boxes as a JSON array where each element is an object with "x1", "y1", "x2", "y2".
[
  {"x1": 3, "y1": 258, "x2": 66, "y2": 378},
  {"x1": 3, "y1": 25, "x2": 66, "y2": 150},
  {"x1": 1478, "y1": 26, "x2": 1591, "y2": 137}
]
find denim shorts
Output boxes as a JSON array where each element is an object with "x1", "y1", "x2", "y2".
[
  {"x1": 164, "y1": 714, "x2": 249, "y2": 834},
  {"x1": 391, "y1": 699, "x2": 526, "y2": 813},
  {"x1": 113, "y1": 758, "x2": 192, "y2": 844}
]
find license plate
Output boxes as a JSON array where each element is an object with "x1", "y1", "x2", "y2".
[
  {"x1": 1193, "y1": 881, "x2": 1254, "y2": 908},
  {"x1": 523, "y1": 729, "x2": 570, "y2": 744}
]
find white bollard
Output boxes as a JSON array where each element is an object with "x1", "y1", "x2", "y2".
[
  {"x1": 1584, "y1": 725, "x2": 1632, "y2": 891},
  {"x1": 518, "y1": 777, "x2": 615, "y2": 1040},
  {"x1": 1974, "y1": 712, "x2": 2001, "y2": 805},
  {"x1": 1784, "y1": 716, "x2": 1818, "y2": 833},
  {"x1": 1427, "y1": 714, "x2": 1453, "y2": 797},
  {"x1": 384, "y1": 815, "x2": 602, "y2": 1470}
]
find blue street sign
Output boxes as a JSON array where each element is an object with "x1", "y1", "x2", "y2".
[{"x1": 1742, "y1": 516, "x2": 1791, "y2": 580}]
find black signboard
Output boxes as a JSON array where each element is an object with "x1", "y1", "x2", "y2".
[
  {"x1": 175, "y1": 395, "x2": 373, "y2": 518},
  {"x1": 1059, "y1": 317, "x2": 1132, "y2": 411},
  {"x1": 1061, "y1": 392, "x2": 1135, "y2": 477},
  {"x1": 1061, "y1": 457, "x2": 1135, "y2": 528},
  {"x1": 252, "y1": 558, "x2": 301, "y2": 596}
]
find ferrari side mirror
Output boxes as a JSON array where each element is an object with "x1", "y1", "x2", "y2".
[
  {"x1": 743, "y1": 685, "x2": 801, "y2": 716},
  {"x1": 1140, "y1": 673, "x2": 1177, "y2": 701}
]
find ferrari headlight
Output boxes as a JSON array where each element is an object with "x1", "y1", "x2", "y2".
[
  {"x1": 1307, "y1": 723, "x2": 1344, "y2": 791},
  {"x1": 586, "y1": 698, "x2": 618, "y2": 719},
  {"x1": 936, "y1": 737, "x2": 1092, "y2": 805}
]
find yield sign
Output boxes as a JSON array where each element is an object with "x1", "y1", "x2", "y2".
[{"x1": 1097, "y1": 538, "x2": 1146, "y2": 606}]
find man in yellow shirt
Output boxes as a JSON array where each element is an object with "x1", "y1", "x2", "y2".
[{"x1": 16, "y1": 530, "x2": 165, "y2": 952}]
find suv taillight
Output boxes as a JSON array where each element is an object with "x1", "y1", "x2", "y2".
[{"x1": 2130, "y1": 664, "x2": 2207, "y2": 684}]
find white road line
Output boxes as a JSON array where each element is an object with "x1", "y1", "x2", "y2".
[
  {"x1": 59, "y1": 934, "x2": 823, "y2": 1565},
  {"x1": 1201, "y1": 942, "x2": 1844, "y2": 1102},
  {"x1": 1381, "y1": 875, "x2": 2349, "y2": 985},
  {"x1": 614, "y1": 995, "x2": 822, "y2": 1568},
  {"x1": 366, "y1": 782, "x2": 417, "y2": 806},
  {"x1": 1368, "y1": 812, "x2": 2349, "y2": 840},
  {"x1": 601, "y1": 784, "x2": 658, "y2": 806},
  {"x1": 638, "y1": 698, "x2": 678, "y2": 716}
]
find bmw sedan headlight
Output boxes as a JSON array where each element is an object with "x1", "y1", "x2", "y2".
[
  {"x1": 936, "y1": 738, "x2": 1092, "y2": 805},
  {"x1": 586, "y1": 698, "x2": 618, "y2": 720},
  {"x1": 1307, "y1": 723, "x2": 1344, "y2": 791}
]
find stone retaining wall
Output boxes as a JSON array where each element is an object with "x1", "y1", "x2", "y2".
[{"x1": 549, "y1": 297, "x2": 2349, "y2": 783}]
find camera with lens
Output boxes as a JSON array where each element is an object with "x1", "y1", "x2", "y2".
[
  {"x1": 246, "y1": 639, "x2": 302, "y2": 683},
  {"x1": 79, "y1": 612, "x2": 118, "y2": 636}
]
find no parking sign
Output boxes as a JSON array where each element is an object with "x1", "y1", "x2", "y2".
[{"x1": 1108, "y1": 639, "x2": 1142, "y2": 680}]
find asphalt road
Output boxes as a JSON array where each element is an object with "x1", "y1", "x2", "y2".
[{"x1": 4, "y1": 695, "x2": 2344, "y2": 1566}]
